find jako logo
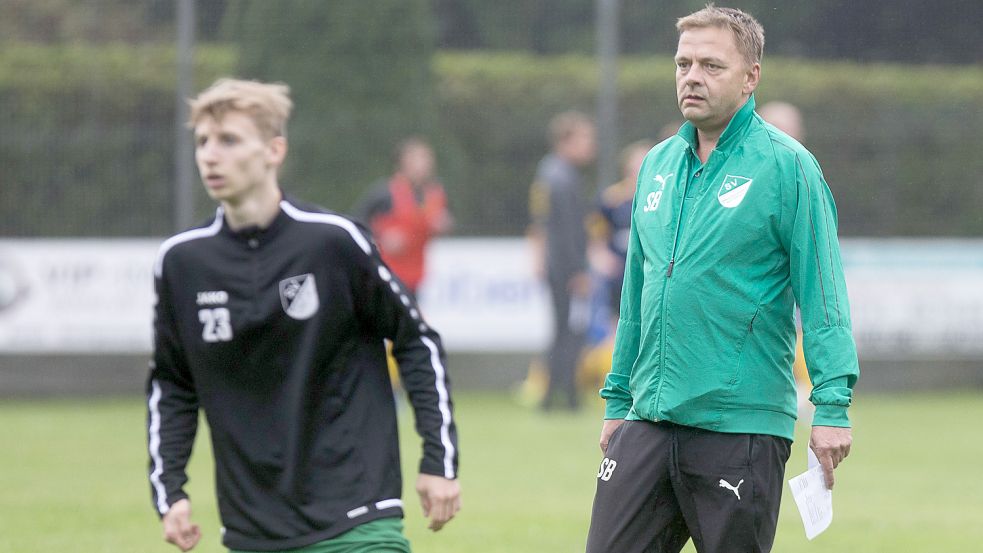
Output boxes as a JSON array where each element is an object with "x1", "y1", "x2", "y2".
[{"x1": 196, "y1": 290, "x2": 229, "y2": 306}]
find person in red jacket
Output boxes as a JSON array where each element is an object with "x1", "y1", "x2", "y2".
[{"x1": 356, "y1": 137, "x2": 453, "y2": 296}]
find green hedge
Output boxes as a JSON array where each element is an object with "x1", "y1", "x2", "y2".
[
  {"x1": 436, "y1": 53, "x2": 983, "y2": 236},
  {"x1": 0, "y1": 43, "x2": 234, "y2": 236},
  {"x1": 2, "y1": 45, "x2": 981, "y2": 236}
]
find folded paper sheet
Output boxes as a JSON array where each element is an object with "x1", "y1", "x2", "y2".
[{"x1": 788, "y1": 447, "x2": 833, "y2": 540}]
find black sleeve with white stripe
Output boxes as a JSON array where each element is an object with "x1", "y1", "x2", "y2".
[
  {"x1": 146, "y1": 271, "x2": 200, "y2": 517},
  {"x1": 347, "y1": 227, "x2": 459, "y2": 480}
]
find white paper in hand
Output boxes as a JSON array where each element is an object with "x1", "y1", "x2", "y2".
[{"x1": 788, "y1": 447, "x2": 832, "y2": 540}]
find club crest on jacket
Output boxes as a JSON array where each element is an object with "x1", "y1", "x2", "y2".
[
  {"x1": 717, "y1": 175, "x2": 753, "y2": 208},
  {"x1": 279, "y1": 273, "x2": 319, "y2": 320}
]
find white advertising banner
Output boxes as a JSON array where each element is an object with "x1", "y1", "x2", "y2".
[
  {"x1": 0, "y1": 239, "x2": 158, "y2": 353},
  {"x1": 0, "y1": 238, "x2": 981, "y2": 357},
  {"x1": 841, "y1": 239, "x2": 983, "y2": 359},
  {"x1": 417, "y1": 238, "x2": 551, "y2": 351}
]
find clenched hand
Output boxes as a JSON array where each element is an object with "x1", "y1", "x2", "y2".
[
  {"x1": 416, "y1": 474, "x2": 461, "y2": 531},
  {"x1": 162, "y1": 498, "x2": 201, "y2": 551}
]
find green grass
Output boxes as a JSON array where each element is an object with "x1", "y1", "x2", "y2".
[{"x1": 1, "y1": 391, "x2": 981, "y2": 552}]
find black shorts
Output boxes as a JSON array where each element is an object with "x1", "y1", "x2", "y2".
[{"x1": 586, "y1": 420, "x2": 791, "y2": 553}]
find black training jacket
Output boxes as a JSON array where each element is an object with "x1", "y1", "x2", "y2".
[{"x1": 146, "y1": 196, "x2": 458, "y2": 551}]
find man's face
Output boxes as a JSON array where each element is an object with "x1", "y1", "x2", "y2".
[
  {"x1": 399, "y1": 143, "x2": 436, "y2": 185},
  {"x1": 194, "y1": 112, "x2": 281, "y2": 204},
  {"x1": 566, "y1": 123, "x2": 597, "y2": 167},
  {"x1": 675, "y1": 26, "x2": 759, "y2": 134}
]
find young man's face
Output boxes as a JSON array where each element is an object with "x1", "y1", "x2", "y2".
[
  {"x1": 675, "y1": 25, "x2": 760, "y2": 135},
  {"x1": 194, "y1": 112, "x2": 281, "y2": 205}
]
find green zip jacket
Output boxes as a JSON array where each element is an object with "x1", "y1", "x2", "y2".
[{"x1": 601, "y1": 96, "x2": 859, "y2": 440}]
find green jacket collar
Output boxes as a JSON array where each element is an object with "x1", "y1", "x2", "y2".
[{"x1": 678, "y1": 94, "x2": 757, "y2": 154}]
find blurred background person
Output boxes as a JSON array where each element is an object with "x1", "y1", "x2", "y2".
[
  {"x1": 758, "y1": 100, "x2": 805, "y2": 142},
  {"x1": 357, "y1": 137, "x2": 453, "y2": 297},
  {"x1": 580, "y1": 139, "x2": 655, "y2": 392},
  {"x1": 526, "y1": 111, "x2": 597, "y2": 412}
]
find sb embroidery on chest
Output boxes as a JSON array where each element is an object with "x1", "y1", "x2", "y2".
[
  {"x1": 643, "y1": 173, "x2": 674, "y2": 213},
  {"x1": 279, "y1": 273, "x2": 320, "y2": 320},
  {"x1": 717, "y1": 175, "x2": 753, "y2": 208}
]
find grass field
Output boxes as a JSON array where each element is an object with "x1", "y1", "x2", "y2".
[{"x1": 2, "y1": 390, "x2": 982, "y2": 552}]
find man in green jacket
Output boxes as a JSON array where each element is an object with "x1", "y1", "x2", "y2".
[{"x1": 585, "y1": 6, "x2": 859, "y2": 553}]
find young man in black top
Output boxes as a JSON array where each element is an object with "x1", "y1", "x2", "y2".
[{"x1": 147, "y1": 78, "x2": 460, "y2": 552}]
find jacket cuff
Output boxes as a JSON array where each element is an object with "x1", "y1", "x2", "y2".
[
  {"x1": 604, "y1": 400, "x2": 631, "y2": 419},
  {"x1": 812, "y1": 404, "x2": 851, "y2": 427},
  {"x1": 600, "y1": 373, "x2": 632, "y2": 418},
  {"x1": 419, "y1": 458, "x2": 456, "y2": 480},
  {"x1": 157, "y1": 491, "x2": 189, "y2": 518}
]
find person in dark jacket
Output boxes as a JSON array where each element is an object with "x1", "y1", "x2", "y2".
[
  {"x1": 146, "y1": 78, "x2": 460, "y2": 553},
  {"x1": 527, "y1": 111, "x2": 597, "y2": 411}
]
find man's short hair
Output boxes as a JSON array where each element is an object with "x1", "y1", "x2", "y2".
[
  {"x1": 548, "y1": 111, "x2": 593, "y2": 147},
  {"x1": 676, "y1": 4, "x2": 765, "y2": 68},
  {"x1": 188, "y1": 78, "x2": 293, "y2": 139}
]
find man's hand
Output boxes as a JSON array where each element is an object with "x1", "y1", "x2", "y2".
[
  {"x1": 415, "y1": 474, "x2": 461, "y2": 531},
  {"x1": 599, "y1": 419, "x2": 626, "y2": 454},
  {"x1": 809, "y1": 425, "x2": 852, "y2": 490},
  {"x1": 162, "y1": 498, "x2": 201, "y2": 551}
]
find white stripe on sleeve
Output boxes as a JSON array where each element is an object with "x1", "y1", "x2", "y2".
[
  {"x1": 420, "y1": 336, "x2": 456, "y2": 479},
  {"x1": 148, "y1": 379, "x2": 170, "y2": 514}
]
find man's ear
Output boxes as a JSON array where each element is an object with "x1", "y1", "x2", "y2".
[
  {"x1": 743, "y1": 62, "x2": 761, "y2": 95},
  {"x1": 267, "y1": 136, "x2": 288, "y2": 167}
]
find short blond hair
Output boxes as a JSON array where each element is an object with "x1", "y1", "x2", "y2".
[
  {"x1": 677, "y1": 4, "x2": 764, "y2": 68},
  {"x1": 548, "y1": 111, "x2": 593, "y2": 147},
  {"x1": 188, "y1": 78, "x2": 293, "y2": 139}
]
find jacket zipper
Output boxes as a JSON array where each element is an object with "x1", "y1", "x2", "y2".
[{"x1": 655, "y1": 158, "x2": 703, "y2": 411}]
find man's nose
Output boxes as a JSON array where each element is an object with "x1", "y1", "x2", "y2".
[{"x1": 685, "y1": 65, "x2": 705, "y2": 85}]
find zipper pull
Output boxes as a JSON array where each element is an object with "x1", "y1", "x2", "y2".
[{"x1": 667, "y1": 259, "x2": 675, "y2": 277}]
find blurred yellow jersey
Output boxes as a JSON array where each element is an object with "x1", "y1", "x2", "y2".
[{"x1": 793, "y1": 329, "x2": 811, "y2": 386}]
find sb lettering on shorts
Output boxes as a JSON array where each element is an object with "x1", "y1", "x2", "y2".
[{"x1": 597, "y1": 457, "x2": 618, "y2": 481}]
